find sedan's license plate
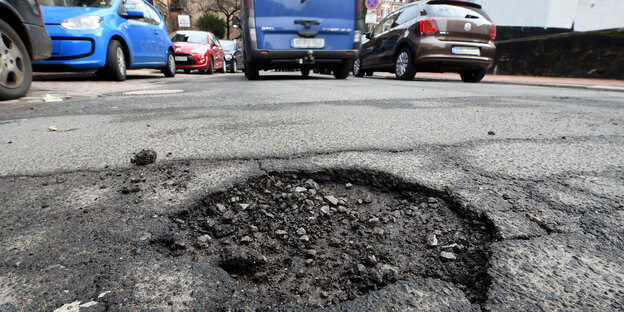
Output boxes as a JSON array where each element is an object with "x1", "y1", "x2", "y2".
[
  {"x1": 175, "y1": 56, "x2": 187, "y2": 62},
  {"x1": 452, "y1": 46, "x2": 480, "y2": 56},
  {"x1": 292, "y1": 38, "x2": 325, "y2": 49}
]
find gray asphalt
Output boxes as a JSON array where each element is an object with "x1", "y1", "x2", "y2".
[{"x1": 0, "y1": 72, "x2": 623, "y2": 311}]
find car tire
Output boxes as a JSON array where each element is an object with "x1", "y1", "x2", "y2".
[
  {"x1": 162, "y1": 50, "x2": 176, "y2": 77},
  {"x1": 0, "y1": 19, "x2": 33, "y2": 100},
  {"x1": 103, "y1": 40, "x2": 126, "y2": 81},
  {"x1": 352, "y1": 58, "x2": 364, "y2": 77},
  {"x1": 230, "y1": 61, "x2": 237, "y2": 73},
  {"x1": 184, "y1": 69, "x2": 191, "y2": 74},
  {"x1": 394, "y1": 48, "x2": 416, "y2": 81},
  {"x1": 365, "y1": 71, "x2": 374, "y2": 76},
  {"x1": 459, "y1": 69, "x2": 487, "y2": 83},
  {"x1": 245, "y1": 61, "x2": 259, "y2": 80},
  {"x1": 220, "y1": 61, "x2": 226, "y2": 73},
  {"x1": 301, "y1": 68, "x2": 310, "y2": 77},
  {"x1": 207, "y1": 57, "x2": 214, "y2": 75},
  {"x1": 334, "y1": 62, "x2": 351, "y2": 79}
]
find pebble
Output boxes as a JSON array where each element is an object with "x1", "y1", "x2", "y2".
[
  {"x1": 240, "y1": 236, "x2": 253, "y2": 243},
  {"x1": 235, "y1": 203, "x2": 249, "y2": 211},
  {"x1": 306, "y1": 250, "x2": 317, "y2": 258},
  {"x1": 300, "y1": 235, "x2": 310, "y2": 242},
  {"x1": 357, "y1": 264, "x2": 367, "y2": 273},
  {"x1": 440, "y1": 251, "x2": 457, "y2": 260},
  {"x1": 275, "y1": 230, "x2": 288, "y2": 236},
  {"x1": 324, "y1": 196, "x2": 339, "y2": 206},
  {"x1": 320, "y1": 205, "x2": 331, "y2": 215},
  {"x1": 216, "y1": 204, "x2": 227, "y2": 213},
  {"x1": 337, "y1": 206, "x2": 348, "y2": 213},
  {"x1": 296, "y1": 227, "x2": 307, "y2": 236},
  {"x1": 305, "y1": 259, "x2": 315, "y2": 265},
  {"x1": 345, "y1": 183, "x2": 353, "y2": 189},
  {"x1": 427, "y1": 234, "x2": 438, "y2": 247},
  {"x1": 294, "y1": 187, "x2": 307, "y2": 193},
  {"x1": 428, "y1": 197, "x2": 438, "y2": 204}
]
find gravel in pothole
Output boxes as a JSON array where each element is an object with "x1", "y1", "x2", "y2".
[{"x1": 171, "y1": 171, "x2": 492, "y2": 310}]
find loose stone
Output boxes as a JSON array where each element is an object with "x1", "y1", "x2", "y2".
[
  {"x1": 324, "y1": 196, "x2": 339, "y2": 206},
  {"x1": 440, "y1": 251, "x2": 457, "y2": 260},
  {"x1": 427, "y1": 234, "x2": 438, "y2": 247}
]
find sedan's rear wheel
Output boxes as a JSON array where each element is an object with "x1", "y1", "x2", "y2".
[
  {"x1": 0, "y1": 19, "x2": 32, "y2": 100},
  {"x1": 103, "y1": 40, "x2": 126, "y2": 81},
  {"x1": 395, "y1": 48, "x2": 416, "y2": 81},
  {"x1": 230, "y1": 61, "x2": 237, "y2": 73},
  {"x1": 459, "y1": 69, "x2": 487, "y2": 83},
  {"x1": 353, "y1": 58, "x2": 364, "y2": 77}
]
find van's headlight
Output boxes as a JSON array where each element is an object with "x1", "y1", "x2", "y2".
[
  {"x1": 61, "y1": 16, "x2": 103, "y2": 29},
  {"x1": 191, "y1": 46, "x2": 209, "y2": 54}
]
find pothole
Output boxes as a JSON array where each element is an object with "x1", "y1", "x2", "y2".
[{"x1": 166, "y1": 170, "x2": 493, "y2": 309}]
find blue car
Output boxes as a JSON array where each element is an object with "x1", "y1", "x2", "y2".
[
  {"x1": 34, "y1": 0, "x2": 175, "y2": 81},
  {"x1": 235, "y1": 0, "x2": 363, "y2": 80}
]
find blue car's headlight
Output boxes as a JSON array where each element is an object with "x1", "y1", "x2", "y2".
[{"x1": 61, "y1": 16, "x2": 103, "y2": 29}]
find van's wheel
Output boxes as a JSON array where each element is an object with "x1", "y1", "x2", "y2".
[
  {"x1": 103, "y1": 40, "x2": 126, "y2": 81},
  {"x1": 334, "y1": 61, "x2": 351, "y2": 79},
  {"x1": 459, "y1": 69, "x2": 487, "y2": 83},
  {"x1": 352, "y1": 58, "x2": 364, "y2": 77},
  {"x1": 394, "y1": 48, "x2": 416, "y2": 80},
  {"x1": 245, "y1": 61, "x2": 259, "y2": 80},
  {"x1": 207, "y1": 57, "x2": 214, "y2": 74},
  {"x1": 301, "y1": 68, "x2": 310, "y2": 77},
  {"x1": 230, "y1": 61, "x2": 237, "y2": 73},
  {"x1": 0, "y1": 19, "x2": 32, "y2": 100},
  {"x1": 162, "y1": 50, "x2": 176, "y2": 77}
]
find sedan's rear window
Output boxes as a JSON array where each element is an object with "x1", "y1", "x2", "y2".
[
  {"x1": 40, "y1": 0, "x2": 112, "y2": 7},
  {"x1": 428, "y1": 4, "x2": 490, "y2": 20}
]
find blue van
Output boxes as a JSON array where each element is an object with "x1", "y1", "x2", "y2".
[{"x1": 235, "y1": 0, "x2": 363, "y2": 80}]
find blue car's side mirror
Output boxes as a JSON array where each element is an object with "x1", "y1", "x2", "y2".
[{"x1": 123, "y1": 10, "x2": 144, "y2": 19}]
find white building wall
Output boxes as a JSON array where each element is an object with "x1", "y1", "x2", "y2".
[{"x1": 473, "y1": 0, "x2": 624, "y2": 31}]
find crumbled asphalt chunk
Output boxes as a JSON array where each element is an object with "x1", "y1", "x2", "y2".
[
  {"x1": 173, "y1": 171, "x2": 493, "y2": 309},
  {"x1": 130, "y1": 149, "x2": 157, "y2": 166},
  {"x1": 488, "y1": 131, "x2": 496, "y2": 136}
]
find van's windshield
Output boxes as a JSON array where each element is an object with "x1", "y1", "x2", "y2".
[
  {"x1": 255, "y1": 0, "x2": 355, "y2": 19},
  {"x1": 40, "y1": 0, "x2": 112, "y2": 7}
]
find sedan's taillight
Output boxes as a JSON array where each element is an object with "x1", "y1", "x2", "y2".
[
  {"x1": 419, "y1": 19, "x2": 438, "y2": 35},
  {"x1": 490, "y1": 24, "x2": 497, "y2": 41}
]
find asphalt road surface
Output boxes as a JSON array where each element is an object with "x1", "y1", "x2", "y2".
[{"x1": 0, "y1": 71, "x2": 623, "y2": 311}]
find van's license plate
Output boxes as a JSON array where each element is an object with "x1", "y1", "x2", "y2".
[
  {"x1": 452, "y1": 46, "x2": 480, "y2": 56},
  {"x1": 292, "y1": 38, "x2": 325, "y2": 49}
]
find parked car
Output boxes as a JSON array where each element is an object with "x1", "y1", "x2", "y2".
[
  {"x1": 235, "y1": 0, "x2": 363, "y2": 80},
  {"x1": 0, "y1": 0, "x2": 52, "y2": 100},
  {"x1": 33, "y1": 0, "x2": 176, "y2": 81},
  {"x1": 220, "y1": 39, "x2": 244, "y2": 73},
  {"x1": 170, "y1": 30, "x2": 225, "y2": 74},
  {"x1": 353, "y1": 0, "x2": 496, "y2": 82}
]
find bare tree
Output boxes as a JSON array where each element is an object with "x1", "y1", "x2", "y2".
[{"x1": 190, "y1": 0, "x2": 240, "y2": 39}]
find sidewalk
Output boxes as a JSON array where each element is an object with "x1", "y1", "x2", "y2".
[{"x1": 394, "y1": 72, "x2": 624, "y2": 91}]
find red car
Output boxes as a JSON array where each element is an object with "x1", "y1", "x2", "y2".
[{"x1": 170, "y1": 30, "x2": 225, "y2": 74}]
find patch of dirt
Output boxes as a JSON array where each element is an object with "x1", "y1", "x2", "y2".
[{"x1": 168, "y1": 170, "x2": 493, "y2": 310}]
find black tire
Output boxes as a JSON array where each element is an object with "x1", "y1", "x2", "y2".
[
  {"x1": 334, "y1": 62, "x2": 351, "y2": 79},
  {"x1": 0, "y1": 19, "x2": 33, "y2": 100},
  {"x1": 301, "y1": 68, "x2": 310, "y2": 77},
  {"x1": 245, "y1": 61, "x2": 259, "y2": 80},
  {"x1": 207, "y1": 57, "x2": 214, "y2": 74},
  {"x1": 198, "y1": 69, "x2": 206, "y2": 74},
  {"x1": 394, "y1": 47, "x2": 416, "y2": 81},
  {"x1": 460, "y1": 69, "x2": 487, "y2": 83},
  {"x1": 230, "y1": 61, "x2": 237, "y2": 73},
  {"x1": 220, "y1": 61, "x2": 226, "y2": 73},
  {"x1": 365, "y1": 71, "x2": 374, "y2": 76},
  {"x1": 162, "y1": 50, "x2": 176, "y2": 77},
  {"x1": 103, "y1": 40, "x2": 126, "y2": 81},
  {"x1": 353, "y1": 58, "x2": 364, "y2": 77},
  {"x1": 184, "y1": 69, "x2": 191, "y2": 74}
]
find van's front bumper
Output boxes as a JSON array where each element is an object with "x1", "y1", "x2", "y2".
[{"x1": 251, "y1": 49, "x2": 359, "y2": 66}]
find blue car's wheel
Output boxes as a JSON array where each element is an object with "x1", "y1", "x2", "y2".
[
  {"x1": 103, "y1": 40, "x2": 126, "y2": 81},
  {"x1": 162, "y1": 50, "x2": 176, "y2": 77}
]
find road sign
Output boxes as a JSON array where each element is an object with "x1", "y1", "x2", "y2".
[
  {"x1": 365, "y1": 0, "x2": 379, "y2": 10},
  {"x1": 178, "y1": 15, "x2": 190, "y2": 28},
  {"x1": 365, "y1": 13, "x2": 377, "y2": 24}
]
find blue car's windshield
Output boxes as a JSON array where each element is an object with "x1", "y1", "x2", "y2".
[
  {"x1": 40, "y1": 0, "x2": 112, "y2": 7},
  {"x1": 170, "y1": 32, "x2": 208, "y2": 44}
]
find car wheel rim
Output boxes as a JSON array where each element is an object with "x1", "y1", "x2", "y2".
[
  {"x1": 116, "y1": 47, "x2": 125, "y2": 74},
  {"x1": 396, "y1": 52, "x2": 408, "y2": 77},
  {"x1": 354, "y1": 59, "x2": 360, "y2": 75},
  {"x1": 233, "y1": 62, "x2": 236, "y2": 72},
  {"x1": 0, "y1": 32, "x2": 25, "y2": 88},
  {"x1": 169, "y1": 54, "x2": 175, "y2": 72}
]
